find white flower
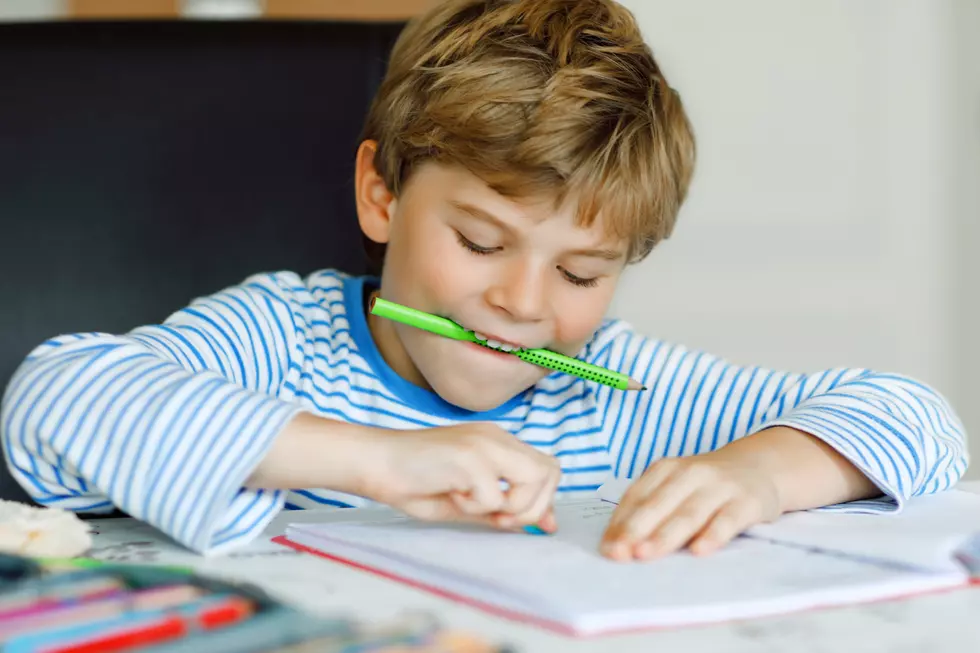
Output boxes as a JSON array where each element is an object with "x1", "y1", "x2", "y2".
[{"x1": 0, "y1": 500, "x2": 92, "y2": 558}]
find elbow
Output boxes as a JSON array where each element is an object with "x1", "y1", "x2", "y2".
[
  {"x1": 912, "y1": 423, "x2": 970, "y2": 497},
  {"x1": 949, "y1": 440, "x2": 970, "y2": 487}
]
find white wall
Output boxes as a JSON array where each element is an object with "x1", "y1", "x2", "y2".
[
  {"x1": 949, "y1": 0, "x2": 980, "y2": 477},
  {"x1": 0, "y1": 0, "x2": 64, "y2": 20},
  {"x1": 611, "y1": 0, "x2": 979, "y2": 474}
]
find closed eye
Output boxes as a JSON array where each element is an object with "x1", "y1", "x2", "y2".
[
  {"x1": 558, "y1": 266, "x2": 599, "y2": 288},
  {"x1": 455, "y1": 231, "x2": 500, "y2": 255}
]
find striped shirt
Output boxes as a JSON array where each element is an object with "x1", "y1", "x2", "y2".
[{"x1": 0, "y1": 269, "x2": 968, "y2": 554}]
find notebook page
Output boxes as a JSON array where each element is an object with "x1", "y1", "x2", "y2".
[
  {"x1": 599, "y1": 479, "x2": 980, "y2": 575},
  {"x1": 286, "y1": 499, "x2": 963, "y2": 634},
  {"x1": 748, "y1": 490, "x2": 980, "y2": 574}
]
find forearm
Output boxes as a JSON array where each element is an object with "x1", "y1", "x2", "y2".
[
  {"x1": 245, "y1": 412, "x2": 379, "y2": 496},
  {"x1": 712, "y1": 426, "x2": 881, "y2": 513}
]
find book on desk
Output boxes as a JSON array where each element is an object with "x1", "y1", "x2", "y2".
[{"x1": 274, "y1": 483, "x2": 980, "y2": 637}]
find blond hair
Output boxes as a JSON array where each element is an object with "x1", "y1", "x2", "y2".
[{"x1": 361, "y1": 0, "x2": 696, "y2": 265}]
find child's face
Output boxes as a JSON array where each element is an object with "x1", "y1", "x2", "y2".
[{"x1": 363, "y1": 158, "x2": 627, "y2": 412}]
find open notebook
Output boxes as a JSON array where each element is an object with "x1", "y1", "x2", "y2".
[{"x1": 275, "y1": 488, "x2": 980, "y2": 636}]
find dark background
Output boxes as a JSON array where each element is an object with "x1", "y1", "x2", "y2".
[{"x1": 0, "y1": 19, "x2": 403, "y2": 502}]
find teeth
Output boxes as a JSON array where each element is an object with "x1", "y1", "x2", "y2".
[{"x1": 471, "y1": 332, "x2": 518, "y2": 353}]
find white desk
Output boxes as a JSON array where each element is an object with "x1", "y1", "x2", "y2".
[{"x1": 85, "y1": 482, "x2": 980, "y2": 653}]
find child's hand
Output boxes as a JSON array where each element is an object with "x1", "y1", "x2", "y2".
[
  {"x1": 599, "y1": 450, "x2": 781, "y2": 561},
  {"x1": 363, "y1": 423, "x2": 562, "y2": 532}
]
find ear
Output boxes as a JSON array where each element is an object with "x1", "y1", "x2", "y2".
[{"x1": 355, "y1": 140, "x2": 396, "y2": 245}]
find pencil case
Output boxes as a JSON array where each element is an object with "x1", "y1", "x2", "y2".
[{"x1": 0, "y1": 554, "x2": 353, "y2": 653}]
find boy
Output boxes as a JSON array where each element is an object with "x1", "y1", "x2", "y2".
[{"x1": 0, "y1": 0, "x2": 968, "y2": 561}]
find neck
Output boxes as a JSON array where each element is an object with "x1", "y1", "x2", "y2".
[{"x1": 365, "y1": 288, "x2": 431, "y2": 390}]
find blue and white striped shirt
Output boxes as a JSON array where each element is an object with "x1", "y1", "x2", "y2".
[{"x1": 0, "y1": 270, "x2": 968, "y2": 554}]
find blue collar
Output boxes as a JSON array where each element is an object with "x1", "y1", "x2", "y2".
[{"x1": 343, "y1": 275, "x2": 529, "y2": 421}]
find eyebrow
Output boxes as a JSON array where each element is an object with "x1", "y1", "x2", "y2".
[
  {"x1": 449, "y1": 200, "x2": 626, "y2": 261},
  {"x1": 449, "y1": 200, "x2": 515, "y2": 234},
  {"x1": 567, "y1": 247, "x2": 626, "y2": 261}
]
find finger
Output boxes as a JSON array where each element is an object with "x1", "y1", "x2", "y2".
[
  {"x1": 491, "y1": 442, "x2": 551, "y2": 482},
  {"x1": 602, "y1": 465, "x2": 697, "y2": 548},
  {"x1": 496, "y1": 479, "x2": 539, "y2": 522},
  {"x1": 689, "y1": 499, "x2": 761, "y2": 556},
  {"x1": 633, "y1": 489, "x2": 729, "y2": 560},
  {"x1": 444, "y1": 454, "x2": 508, "y2": 516},
  {"x1": 605, "y1": 461, "x2": 680, "y2": 533},
  {"x1": 401, "y1": 496, "x2": 496, "y2": 525},
  {"x1": 403, "y1": 495, "x2": 555, "y2": 536},
  {"x1": 500, "y1": 458, "x2": 561, "y2": 529},
  {"x1": 524, "y1": 460, "x2": 562, "y2": 529},
  {"x1": 484, "y1": 443, "x2": 556, "y2": 514},
  {"x1": 538, "y1": 507, "x2": 557, "y2": 532},
  {"x1": 449, "y1": 479, "x2": 505, "y2": 516},
  {"x1": 401, "y1": 496, "x2": 456, "y2": 521}
]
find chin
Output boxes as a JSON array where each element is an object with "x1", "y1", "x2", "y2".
[{"x1": 430, "y1": 378, "x2": 522, "y2": 412}]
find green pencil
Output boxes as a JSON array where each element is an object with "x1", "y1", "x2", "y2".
[{"x1": 369, "y1": 297, "x2": 645, "y2": 391}]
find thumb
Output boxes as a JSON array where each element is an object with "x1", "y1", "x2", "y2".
[{"x1": 400, "y1": 496, "x2": 502, "y2": 528}]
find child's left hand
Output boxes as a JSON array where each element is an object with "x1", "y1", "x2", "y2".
[{"x1": 599, "y1": 449, "x2": 782, "y2": 561}]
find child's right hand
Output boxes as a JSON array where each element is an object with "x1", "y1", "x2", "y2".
[
  {"x1": 250, "y1": 413, "x2": 561, "y2": 532},
  {"x1": 361, "y1": 422, "x2": 562, "y2": 532}
]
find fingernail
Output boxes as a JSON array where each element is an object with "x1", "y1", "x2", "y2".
[
  {"x1": 601, "y1": 541, "x2": 628, "y2": 560},
  {"x1": 637, "y1": 541, "x2": 658, "y2": 559},
  {"x1": 691, "y1": 539, "x2": 714, "y2": 556}
]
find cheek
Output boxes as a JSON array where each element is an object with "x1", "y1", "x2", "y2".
[
  {"x1": 413, "y1": 229, "x2": 481, "y2": 304},
  {"x1": 552, "y1": 289, "x2": 614, "y2": 350}
]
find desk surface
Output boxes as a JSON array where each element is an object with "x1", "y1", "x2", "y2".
[{"x1": 85, "y1": 482, "x2": 980, "y2": 653}]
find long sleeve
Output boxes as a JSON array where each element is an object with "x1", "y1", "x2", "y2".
[
  {"x1": 588, "y1": 320, "x2": 969, "y2": 511},
  {"x1": 0, "y1": 272, "x2": 306, "y2": 554}
]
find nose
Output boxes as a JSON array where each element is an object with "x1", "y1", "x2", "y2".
[{"x1": 485, "y1": 260, "x2": 547, "y2": 323}]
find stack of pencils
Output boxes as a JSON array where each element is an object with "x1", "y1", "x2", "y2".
[{"x1": 0, "y1": 554, "x2": 512, "y2": 653}]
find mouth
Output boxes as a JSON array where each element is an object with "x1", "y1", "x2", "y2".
[{"x1": 469, "y1": 331, "x2": 528, "y2": 354}]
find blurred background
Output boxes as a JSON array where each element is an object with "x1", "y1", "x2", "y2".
[
  {"x1": 0, "y1": 0, "x2": 977, "y2": 477},
  {"x1": 612, "y1": 0, "x2": 980, "y2": 478}
]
